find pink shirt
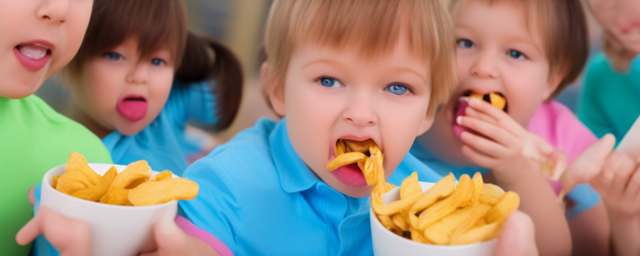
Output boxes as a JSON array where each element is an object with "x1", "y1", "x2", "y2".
[{"x1": 528, "y1": 101, "x2": 598, "y2": 164}]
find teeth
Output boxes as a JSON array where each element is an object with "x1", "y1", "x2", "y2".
[{"x1": 19, "y1": 45, "x2": 48, "y2": 60}]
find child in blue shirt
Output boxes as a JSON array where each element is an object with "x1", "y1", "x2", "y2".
[{"x1": 60, "y1": 0, "x2": 243, "y2": 175}]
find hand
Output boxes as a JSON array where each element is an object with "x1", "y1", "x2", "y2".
[
  {"x1": 16, "y1": 206, "x2": 90, "y2": 256},
  {"x1": 561, "y1": 134, "x2": 616, "y2": 195},
  {"x1": 139, "y1": 213, "x2": 219, "y2": 256},
  {"x1": 593, "y1": 151, "x2": 640, "y2": 218},
  {"x1": 457, "y1": 98, "x2": 553, "y2": 184},
  {"x1": 495, "y1": 211, "x2": 538, "y2": 256}
]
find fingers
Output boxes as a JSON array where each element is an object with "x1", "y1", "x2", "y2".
[
  {"x1": 16, "y1": 206, "x2": 90, "y2": 256},
  {"x1": 495, "y1": 211, "x2": 538, "y2": 256},
  {"x1": 461, "y1": 145, "x2": 499, "y2": 168},
  {"x1": 460, "y1": 131, "x2": 510, "y2": 158},
  {"x1": 458, "y1": 116, "x2": 518, "y2": 148},
  {"x1": 603, "y1": 152, "x2": 636, "y2": 198},
  {"x1": 466, "y1": 97, "x2": 526, "y2": 138},
  {"x1": 624, "y1": 166, "x2": 640, "y2": 209},
  {"x1": 562, "y1": 134, "x2": 616, "y2": 193}
]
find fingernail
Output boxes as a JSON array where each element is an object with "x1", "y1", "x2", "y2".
[
  {"x1": 456, "y1": 116, "x2": 462, "y2": 124},
  {"x1": 159, "y1": 210, "x2": 179, "y2": 235}
]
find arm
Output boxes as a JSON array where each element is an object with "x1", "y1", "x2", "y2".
[
  {"x1": 569, "y1": 202, "x2": 610, "y2": 256},
  {"x1": 457, "y1": 98, "x2": 571, "y2": 256}
]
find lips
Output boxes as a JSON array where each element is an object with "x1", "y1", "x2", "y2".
[
  {"x1": 453, "y1": 97, "x2": 471, "y2": 138},
  {"x1": 13, "y1": 41, "x2": 53, "y2": 72},
  {"x1": 116, "y1": 95, "x2": 148, "y2": 122}
]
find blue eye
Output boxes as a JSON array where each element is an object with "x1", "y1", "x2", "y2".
[
  {"x1": 457, "y1": 39, "x2": 474, "y2": 48},
  {"x1": 151, "y1": 58, "x2": 166, "y2": 66},
  {"x1": 385, "y1": 84, "x2": 410, "y2": 95},
  {"x1": 508, "y1": 50, "x2": 525, "y2": 59},
  {"x1": 318, "y1": 77, "x2": 343, "y2": 88},
  {"x1": 105, "y1": 52, "x2": 122, "y2": 61}
]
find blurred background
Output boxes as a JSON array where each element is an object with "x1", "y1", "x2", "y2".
[{"x1": 35, "y1": 0, "x2": 605, "y2": 154}]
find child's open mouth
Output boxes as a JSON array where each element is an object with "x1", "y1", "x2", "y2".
[
  {"x1": 452, "y1": 91, "x2": 507, "y2": 138},
  {"x1": 116, "y1": 95, "x2": 148, "y2": 122},
  {"x1": 327, "y1": 139, "x2": 381, "y2": 188},
  {"x1": 13, "y1": 42, "x2": 53, "y2": 72}
]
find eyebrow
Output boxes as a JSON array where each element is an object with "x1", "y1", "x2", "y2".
[{"x1": 302, "y1": 59, "x2": 429, "y2": 85}]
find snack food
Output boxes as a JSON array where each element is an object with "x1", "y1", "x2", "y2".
[
  {"x1": 468, "y1": 92, "x2": 507, "y2": 111},
  {"x1": 53, "y1": 152, "x2": 198, "y2": 206},
  {"x1": 328, "y1": 139, "x2": 519, "y2": 246}
]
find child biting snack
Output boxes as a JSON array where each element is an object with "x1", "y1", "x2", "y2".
[
  {"x1": 60, "y1": 0, "x2": 243, "y2": 175},
  {"x1": 0, "y1": 0, "x2": 112, "y2": 254},
  {"x1": 412, "y1": 0, "x2": 608, "y2": 255}
]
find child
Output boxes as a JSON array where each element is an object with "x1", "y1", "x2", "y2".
[
  {"x1": 60, "y1": 0, "x2": 243, "y2": 175},
  {"x1": 578, "y1": 0, "x2": 640, "y2": 146},
  {"x1": 0, "y1": 0, "x2": 112, "y2": 254},
  {"x1": 411, "y1": 0, "x2": 608, "y2": 255}
]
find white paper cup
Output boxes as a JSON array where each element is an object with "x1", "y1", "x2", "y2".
[
  {"x1": 370, "y1": 182, "x2": 497, "y2": 256},
  {"x1": 41, "y1": 163, "x2": 178, "y2": 256}
]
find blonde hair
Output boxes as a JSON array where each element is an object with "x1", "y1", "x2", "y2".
[
  {"x1": 263, "y1": 0, "x2": 457, "y2": 116},
  {"x1": 449, "y1": 0, "x2": 589, "y2": 99}
]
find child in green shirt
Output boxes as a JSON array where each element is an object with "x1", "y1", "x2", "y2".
[{"x1": 0, "y1": 1, "x2": 112, "y2": 255}]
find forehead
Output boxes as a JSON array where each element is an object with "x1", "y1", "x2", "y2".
[
  {"x1": 455, "y1": 1, "x2": 544, "y2": 50},
  {"x1": 291, "y1": 38, "x2": 430, "y2": 80}
]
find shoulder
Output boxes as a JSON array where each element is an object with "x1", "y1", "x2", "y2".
[
  {"x1": 184, "y1": 117, "x2": 278, "y2": 185},
  {"x1": 529, "y1": 101, "x2": 596, "y2": 163}
]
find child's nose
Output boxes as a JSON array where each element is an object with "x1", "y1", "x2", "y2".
[
  {"x1": 36, "y1": 0, "x2": 70, "y2": 24},
  {"x1": 126, "y1": 63, "x2": 149, "y2": 85},
  {"x1": 342, "y1": 96, "x2": 377, "y2": 127},
  {"x1": 470, "y1": 52, "x2": 498, "y2": 79}
]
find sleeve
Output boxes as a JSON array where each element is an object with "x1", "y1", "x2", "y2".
[
  {"x1": 164, "y1": 80, "x2": 218, "y2": 127},
  {"x1": 578, "y1": 56, "x2": 615, "y2": 139},
  {"x1": 175, "y1": 216, "x2": 233, "y2": 256},
  {"x1": 178, "y1": 153, "x2": 242, "y2": 255}
]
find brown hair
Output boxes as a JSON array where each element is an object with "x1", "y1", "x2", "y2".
[
  {"x1": 263, "y1": 0, "x2": 457, "y2": 116},
  {"x1": 450, "y1": 0, "x2": 589, "y2": 99},
  {"x1": 63, "y1": 0, "x2": 243, "y2": 132}
]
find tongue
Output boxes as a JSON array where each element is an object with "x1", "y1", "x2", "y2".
[
  {"x1": 117, "y1": 100, "x2": 148, "y2": 122},
  {"x1": 453, "y1": 97, "x2": 471, "y2": 138},
  {"x1": 19, "y1": 45, "x2": 47, "y2": 60}
]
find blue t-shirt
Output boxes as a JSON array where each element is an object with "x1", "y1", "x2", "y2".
[
  {"x1": 179, "y1": 117, "x2": 443, "y2": 255},
  {"x1": 103, "y1": 80, "x2": 217, "y2": 176},
  {"x1": 409, "y1": 141, "x2": 601, "y2": 219}
]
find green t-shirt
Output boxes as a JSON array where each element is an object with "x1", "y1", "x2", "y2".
[
  {"x1": 578, "y1": 53, "x2": 640, "y2": 146},
  {"x1": 0, "y1": 95, "x2": 112, "y2": 255}
]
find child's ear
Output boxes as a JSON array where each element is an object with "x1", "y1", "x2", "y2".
[
  {"x1": 417, "y1": 111, "x2": 436, "y2": 136},
  {"x1": 262, "y1": 62, "x2": 286, "y2": 116},
  {"x1": 542, "y1": 69, "x2": 564, "y2": 100}
]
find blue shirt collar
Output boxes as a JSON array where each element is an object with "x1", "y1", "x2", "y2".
[{"x1": 270, "y1": 118, "x2": 322, "y2": 193}]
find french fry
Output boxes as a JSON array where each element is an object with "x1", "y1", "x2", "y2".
[
  {"x1": 409, "y1": 173, "x2": 456, "y2": 229},
  {"x1": 100, "y1": 188, "x2": 132, "y2": 206},
  {"x1": 478, "y1": 184, "x2": 505, "y2": 205},
  {"x1": 65, "y1": 151, "x2": 101, "y2": 186},
  {"x1": 489, "y1": 92, "x2": 506, "y2": 110},
  {"x1": 372, "y1": 172, "x2": 421, "y2": 216},
  {"x1": 56, "y1": 171, "x2": 93, "y2": 195},
  {"x1": 327, "y1": 152, "x2": 367, "y2": 171},
  {"x1": 345, "y1": 139, "x2": 376, "y2": 153},
  {"x1": 52, "y1": 175, "x2": 59, "y2": 189},
  {"x1": 72, "y1": 166, "x2": 117, "y2": 202},
  {"x1": 450, "y1": 222, "x2": 501, "y2": 245},
  {"x1": 485, "y1": 191, "x2": 520, "y2": 224},
  {"x1": 417, "y1": 174, "x2": 474, "y2": 230},
  {"x1": 152, "y1": 170, "x2": 173, "y2": 181},
  {"x1": 128, "y1": 178, "x2": 199, "y2": 206}
]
